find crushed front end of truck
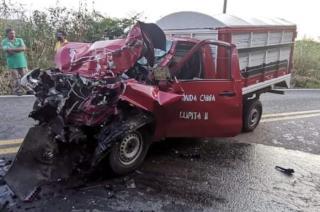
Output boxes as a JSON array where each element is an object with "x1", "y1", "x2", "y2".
[{"x1": 4, "y1": 21, "x2": 182, "y2": 200}]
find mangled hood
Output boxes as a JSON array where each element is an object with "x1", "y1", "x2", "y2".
[
  {"x1": 55, "y1": 22, "x2": 166, "y2": 79},
  {"x1": 7, "y1": 22, "x2": 181, "y2": 201}
]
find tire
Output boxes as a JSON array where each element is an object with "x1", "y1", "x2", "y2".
[
  {"x1": 108, "y1": 130, "x2": 150, "y2": 175},
  {"x1": 242, "y1": 99, "x2": 262, "y2": 132}
]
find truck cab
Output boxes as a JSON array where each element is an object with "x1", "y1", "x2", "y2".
[{"x1": 154, "y1": 39, "x2": 244, "y2": 138}]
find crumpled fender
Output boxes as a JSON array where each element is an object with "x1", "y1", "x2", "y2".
[{"x1": 120, "y1": 80, "x2": 182, "y2": 112}]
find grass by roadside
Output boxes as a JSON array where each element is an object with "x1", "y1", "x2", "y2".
[
  {"x1": 293, "y1": 39, "x2": 320, "y2": 88},
  {"x1": 0, "y1": 68, "x2": 11, "y2": 95},
  {"x1": 293, "y1": 72, "x2": 320, "y2": 88}
]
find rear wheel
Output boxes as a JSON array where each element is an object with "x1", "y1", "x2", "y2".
[
  {"x1": 242, "y1": 99, "x2": 262, "y2": 132},
  {"x1": 108, "y1": 130, "x2": 150, "y2": 175}
]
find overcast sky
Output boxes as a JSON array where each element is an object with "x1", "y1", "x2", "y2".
[{"x1": 16, "y1": 0, "x2": 319, "y2": 39}]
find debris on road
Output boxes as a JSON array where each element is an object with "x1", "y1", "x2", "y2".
[
  {"x1": 0, "y1": 158, "x2": 6, "y2": 167},
  {"x1": 125, "y1": 179, "x2": 136, "y2": 189},
  {"x1": 0, "y1": 201, "x2": 9, "y2": 211},
  {"x1": 23, "y1": 187, "x2": 41, "y2": 202},
  {"x1": 79, "y1": 184, "x2": 100, "y2": 191},
  {"x1": 104, "y1": 184, "x2": 115, "y2": 199},
  {"x1": 173, "y1": 148, "x2": 201, "y2": 160},
  {"x1": 179, "y1": 152, "x2": 201, "y2": 160},
  {"x1": 0, "y1": 185, "x2": 16, "y2": 210},
  {"x1": 104, "y1": 184, "x2": 112, "y2": 190},
  {"x1": 275, "y1": 166, "x2": 295, "y2": 176}
]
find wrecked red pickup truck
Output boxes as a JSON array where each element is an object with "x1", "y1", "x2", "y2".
[{"x1": 5, "y1": 19, "x2": 295, "y2": 200}]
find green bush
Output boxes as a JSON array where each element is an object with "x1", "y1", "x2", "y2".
[
  {"x1": 0, "y1": 67, "x2": 11, "y2": 94},
  {"x1": 293, "y1": 39, "x2": 320, "y2": 88}
]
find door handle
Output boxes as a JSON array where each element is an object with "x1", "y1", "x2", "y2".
[{"x1": 219, "y1": 91, "x2": 236, "y2": 97}]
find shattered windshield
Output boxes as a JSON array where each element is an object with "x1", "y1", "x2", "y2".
[{"x1": 138, "y1": 39, "x2": 173, "y2": 65}]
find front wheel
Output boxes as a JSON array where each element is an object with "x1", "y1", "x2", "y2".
[
  {"x1": 242, "y1": 99, "x2": 262, "y2": 132},
  {"x1": 108, "y1": 130, "x2": 150, "y2": 175}
]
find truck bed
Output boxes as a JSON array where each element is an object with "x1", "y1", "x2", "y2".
[
  {"x1": 157, "y1": 13, "x2": 296, "y2": 95},
  {"x1": 242, "y1": 73, "x2": 291, "y2": 95}
]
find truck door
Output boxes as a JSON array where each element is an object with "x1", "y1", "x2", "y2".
[{"x1": 164, "y1": 42, "x2": 243, "y2": 137}]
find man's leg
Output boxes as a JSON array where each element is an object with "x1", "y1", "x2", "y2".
[
  {"x1": 10, "y1": 69, "x2": 22, "y2": 95},
  {"x1": 17, "y1": 68, "x2": 25, "y2": 77}
]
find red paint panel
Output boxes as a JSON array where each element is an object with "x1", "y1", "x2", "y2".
[
  {"x1": 242, "y1": 68, "x2": 290, "y2": 87},
  {"x1": 244, "y1": 75, "x2": 264, "y2": 87},
  {"x1": 162, "y1": 80, "x2": 242, "y2": 138},
  {"x1": 201, "y1": 45, "x2": 215, "y2": 79},
  {"x1": 120, "y1": 80, "x2": 182, "y2": 112}
]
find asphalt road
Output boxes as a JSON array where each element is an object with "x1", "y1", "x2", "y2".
[
  {"x1": 261, "y1": 89, "x2": 320, "y2": 114},
  {"x1": 1, "y1": 90, "x2": 320, "y2": 153},
  {"x1": 233, "y1": 89, "x2": 320, "y2": 154},
  {"x1": 0, "y1": 89, "x2": 319, "y2": 211}
]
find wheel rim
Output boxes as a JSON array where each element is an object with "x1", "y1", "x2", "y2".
[
  {"x1": 119, "y1": 132, "x2": 143, "y2": 166},
  {"x1": 249, "y1": 108, "x2": 260, "y2": 128}
]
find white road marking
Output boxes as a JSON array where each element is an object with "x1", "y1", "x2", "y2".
[
  {"x1": 261, "y1": 113, "x2": 320, "y2": 122},
  {"x1": 262, "y1": 110, "x2": 320, "y2": 118},
  {"x1": 0, "y1": 139, "x2": 23, "y2": 145},
  {"x1": 0, "y1": 139, "x2": 21, "y2": 154},
  {"x1": 0, "y1": 146, "x2": 20, "y2": 154}
]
